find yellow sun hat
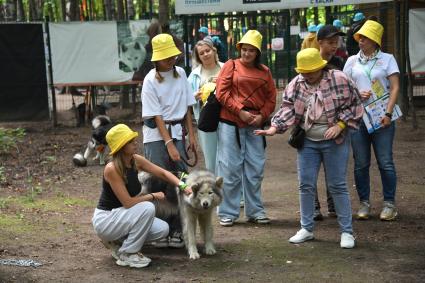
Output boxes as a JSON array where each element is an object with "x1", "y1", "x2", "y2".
[
  {"x1": 354, "y1": 20, "x2": 384, "y2": 46},
  {"x1": 295, "y1": 48, "x2": 328, "y2": 73},
  {"x1": 106, "y1": 124, "x2": 139, "y2": 155},
  {"x1": 236, "y1": 30, "x2": 262, "y2": 52},
  {"x1": 151, "y1": 33, "x2": 182, "y2": 62}
]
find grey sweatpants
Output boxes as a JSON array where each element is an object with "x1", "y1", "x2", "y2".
[{"x1": 92, "y1": 202, "x2": 169, "y2": 254}]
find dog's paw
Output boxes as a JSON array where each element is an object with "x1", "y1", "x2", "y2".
[
  {"x1": 189, "y1": 251, "x2": 201, "y2": 260},
  {"x1": 205, "y1": 245, "x2": 216, "y2": 255}
]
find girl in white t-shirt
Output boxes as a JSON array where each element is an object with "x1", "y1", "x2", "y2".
[{"x1": 141, "y1": 33, "x2": 196, "y2": 248}]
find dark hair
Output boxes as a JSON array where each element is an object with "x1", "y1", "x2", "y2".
[{"x1": 367, "y1": 15, "x2": 379, "y2": 21}]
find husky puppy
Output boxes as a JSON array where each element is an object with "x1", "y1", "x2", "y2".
[
  {"x1": 139, "y1": 170, "x2": 223, "y2": 259},
  {"x1": 76, "y1": 115, "x2": 112, "y2": 166}
]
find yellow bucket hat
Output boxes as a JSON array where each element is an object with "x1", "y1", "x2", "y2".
[
  {"x1": 354, "y1": 20, "x2": 383, "y2": 46},
  {"x1": 106, "y1": 124, "x2": 139, "y2": 155},
  {"x1": 295, "y1": 48, "x2": 327, "y2": 73},
  {"x1": 151, "y1": 33, "x2": 182, "y2": 62},
  {"x1": 236, "y1": 30, "x2": 262, "y2": 52}
]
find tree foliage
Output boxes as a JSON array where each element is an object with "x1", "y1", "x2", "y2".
[{"x1": 0, "y1": 0, "x2": 175, "y2": 22}]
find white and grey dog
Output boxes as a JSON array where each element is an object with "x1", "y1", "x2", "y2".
[
  {"x1": 73, "y1": 115, "x2": 113, "y2": 167},
  {"x1": 139, "y1": 170, "x2": 223, "y2": 259}
]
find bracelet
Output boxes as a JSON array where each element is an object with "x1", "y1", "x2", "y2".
[
  {"x1": 337, "y1": 121, "x2": 346, "y2": 130},
  {"x1": 165, "y1": 139, "x2": 173, "y2": 146},
  {"x1": 150, "y1": 193, "x2": 155, "y2": 200}
]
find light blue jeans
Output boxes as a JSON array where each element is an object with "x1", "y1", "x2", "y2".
[
  {"x1": 216, "y1": 122, "x2": 267, "y2": 220},
  {"x1": 297, "y1": 137, "x2": 353, "y2": 234},
  {"x1": 351, "y1": 121, "x2": 397, "y2": 202}
]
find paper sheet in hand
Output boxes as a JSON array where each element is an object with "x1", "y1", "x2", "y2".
[{"x1": 363, "y1": 95, "x2": 402, "y2": 133}]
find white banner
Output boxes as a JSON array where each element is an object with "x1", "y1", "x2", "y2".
[
  {"x1": 49, "y1": 21, "x2": 150, "y2": 84},
  {"x1": 176, "y1": 0, "x2": 391, "y2": 15},
  {"x1": 409, "y1": 9, "x2": 425, "y2": 73}
]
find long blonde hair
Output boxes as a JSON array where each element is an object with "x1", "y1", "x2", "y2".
[{"x1": 111, "y1": 150, "x2": 135, "y2": 184}]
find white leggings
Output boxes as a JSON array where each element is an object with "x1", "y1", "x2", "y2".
[{"x1": 92, "y1": 202, "x2": 169, "y2": 254}]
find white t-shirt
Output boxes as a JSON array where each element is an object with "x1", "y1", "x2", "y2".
[
  {"x1": 141, "y1": 66, "x2": 196, "y2": 143},
  {"x1": 343, "y1": 50, "x2": 399, "y2": 105}
]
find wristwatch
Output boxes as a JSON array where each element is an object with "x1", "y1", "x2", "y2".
[
  {"x1": 385, "y1": 112, "x2": 393, "y2": 119},
  {"x1": 178, "y1": 181, "x2": 188, "y2": 191}
]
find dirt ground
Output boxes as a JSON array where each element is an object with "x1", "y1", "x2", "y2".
[{"x1": 0, "y1": 113, "x2": 425, "y2": 283}]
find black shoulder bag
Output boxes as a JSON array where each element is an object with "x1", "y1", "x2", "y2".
[
  {"x1": 287, "y1": 77, "x2": 306, "y2": 149},
  {"x1": 197, "y1": 60, "x2": 235, "y2": 132}
]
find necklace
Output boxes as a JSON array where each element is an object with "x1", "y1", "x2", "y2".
[{"x1": 359, "y1": 49, "x2": 379, "y2": 65}]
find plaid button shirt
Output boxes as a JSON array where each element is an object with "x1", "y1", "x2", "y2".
[{"x1": 271, "y1": 69, "x2": 363, "y2": 144}]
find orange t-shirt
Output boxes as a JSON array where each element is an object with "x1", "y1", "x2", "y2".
[{"x1": 215, "y1": 59, "x2": 277, "y2": 128}]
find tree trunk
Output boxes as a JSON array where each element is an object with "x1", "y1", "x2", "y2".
[
  {"x1": 69, "y1": 0, "x2": 80, "y2": 21},
  {"x1": 117, "y1": 0, "x2": 124, "y2": 20},
  {"x1": 60, "y1": 0, "x2": 66, "y2": 21},
  {"x1": 3, "y1": 0, "x2": 16, "y2": 21},
  {"x1": 127, "y1": 0, "x2": 135, "y2": 20},
  {"x1": 158, "y1": 0, "x2": 169, "y2": 26},
  {"x1": 27, "y1": 0, "x2": 37, "y2": 21},
  {"x1": 104, "y1": 0, "x2": 115, "y2": 20},
  {"x1": 16, "y1": 0, "x2": 25, "y2": 21}
]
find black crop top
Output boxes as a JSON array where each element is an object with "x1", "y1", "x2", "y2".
[{"x1": 97, "y1": 166, "x2": 141, "y2": 210}]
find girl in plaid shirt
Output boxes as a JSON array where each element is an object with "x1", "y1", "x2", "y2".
[{"x1": 255, "y1": 48, "x2": 363, "y2": 249}]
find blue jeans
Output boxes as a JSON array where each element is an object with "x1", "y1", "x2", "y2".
[
  {"x1": 216, "y1": 122, "x2": 267, "y2": 220},
  {"x1": 351, "y1": 121, "x2": 397, "y2": 202},
  {"x1": 297, "y1": 137, "x2": 353, "y2": 234}
]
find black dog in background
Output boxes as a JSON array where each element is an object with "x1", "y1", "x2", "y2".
[{"x1": 73, "y1": 115, "x2": 113, "y2": 166}]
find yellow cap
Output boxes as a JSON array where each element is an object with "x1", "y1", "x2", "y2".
[
  {"x1": 151, "y1": 33, "x2": 182, "y2": 62},
  {"x1": 295, "y1": 48, "x2": 327, "y2": 73},
  {"x1": 236, "y1": 30, "x2": 262, "y2": 52},
  {"x1": 106, "y1": 124, "x2": 139, "y2": 155},
  {"x1": 354, "y1": 20, "x2": 383, "y2": 46}
]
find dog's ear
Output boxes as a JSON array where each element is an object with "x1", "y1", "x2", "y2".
[
  {"x1": 191, "y1": 182, "x2": 200, "y2": 192},
  {"x1": 215, "y1": 177, "x2": 223, "y2": 189}
]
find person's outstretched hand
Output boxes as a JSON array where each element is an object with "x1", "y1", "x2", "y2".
[{"x1": 254, "y1": 126, "x2": 277, "y2": 136}]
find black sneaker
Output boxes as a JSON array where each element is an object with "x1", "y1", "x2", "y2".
[
  {"x1": 169, "y1": 232, "x2": 185, "y2": 248},
  {"x1": 313, "y1": 209, "x2": 323, "y2": 221}
]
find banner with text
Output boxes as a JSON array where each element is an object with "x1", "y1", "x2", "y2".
[{"x1": 176, "y1": 0, "x2": 391, "y2": 15}]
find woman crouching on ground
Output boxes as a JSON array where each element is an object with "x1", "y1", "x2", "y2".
[
  {"x1": 255, "y1": 48, "x2": 363, "y2": 248},
  {"x1": 92, "y1": 124, "x2": 192, "y2": 268}
]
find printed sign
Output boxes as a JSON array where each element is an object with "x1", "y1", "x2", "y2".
[{"x1": 271, "y1": 38, "x2": 284, "y2": 51}]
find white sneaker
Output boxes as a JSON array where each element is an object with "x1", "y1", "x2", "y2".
[
  {"x1": 340, "y1": 232, "x2": 355, "y2": 249},
  {"x1": 356, "y1": 201, "x2": 371, "y2": 220},
  {"x1": 289, "y1": 228, "x2": 314, "y2": 244},
  {"x1": 219, "y1": 217, "x2": 234, "y2": 227},
  {"x1": 101, "y1": 240, "x2": 120, "y2": 260},
  {"x1": 116, "y1": 253, "x2": 151, "y2": 268}
]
